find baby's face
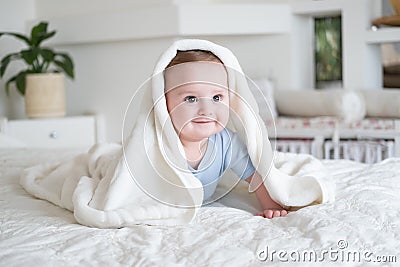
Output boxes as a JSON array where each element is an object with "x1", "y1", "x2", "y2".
[{"x1": 164, "y1": 62, "x2": 229, "y2": 143}]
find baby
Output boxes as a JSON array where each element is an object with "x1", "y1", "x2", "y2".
[{"x1": 163, "y1": 49, "x2": 288, "y2": 219}]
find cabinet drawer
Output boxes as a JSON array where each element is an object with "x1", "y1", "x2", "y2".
[{"x1": 7, "y1": 116, "x2": 97, "y2": 148}]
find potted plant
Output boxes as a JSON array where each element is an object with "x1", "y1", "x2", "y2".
[{"x1": 0, "y1": 21, "x2": 74, "y2": 118}]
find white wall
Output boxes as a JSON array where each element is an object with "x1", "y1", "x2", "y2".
[
  {"x1": 342, "y1": 0, "x2": 382, "y2": 89},
  {"x1": 2, "y1": 0, "x2": 386, "y2": 141},
  {"x1": 34, "y1": 0, "x2": 174, "y2": 18},
  {"x1": 20, "y1": 0, "x2": 292, "y2": 142},
  {"x1": 59, "y1": 38, "x2": 177, "y2": 142},
  {"x1": 0, "y1": 0, "x2": 36, "y2": 119}
]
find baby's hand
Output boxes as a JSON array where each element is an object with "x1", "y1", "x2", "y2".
[{"x1": 256, "y1": 209, "x2": 288, "y2": 219}]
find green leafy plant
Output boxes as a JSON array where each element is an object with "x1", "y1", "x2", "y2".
[{"x1": 0, "y1": 21, "x2": 74, "y2": 96}]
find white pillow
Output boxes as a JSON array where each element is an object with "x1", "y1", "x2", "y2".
[
  {"x1": 0, "y1": 133, "x2": 26, "y2": 148},
  {"x1": 359, "y1": 89, "x2": 400, "y2": 118},
  {"x1": 274, "y1": 89, "x2": 366, "y2": 123},
  {"x1": 248, "y1": 78, "x2": 278, "y2": 121}
]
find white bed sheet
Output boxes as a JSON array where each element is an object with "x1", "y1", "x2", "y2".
[{"x1": 0, "y1": 148, "x2": 399, "y2": 266}]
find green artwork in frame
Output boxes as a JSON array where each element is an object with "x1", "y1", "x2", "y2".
[{"x1": 315, "y1": 16, "x2": 342, "y2": 87}]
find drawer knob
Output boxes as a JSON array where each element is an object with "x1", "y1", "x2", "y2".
[{"x1": 49, "y1": 131, "x2": 58, "y2": 139}]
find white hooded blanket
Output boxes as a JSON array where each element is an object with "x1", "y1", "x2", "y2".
[{"x1": 20, "y1": 39, "x2": 334, "y2": 228}]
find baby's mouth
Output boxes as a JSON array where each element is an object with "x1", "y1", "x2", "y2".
[{"x1": 192, "y1": 117, "x2": 216, "y2": 124}]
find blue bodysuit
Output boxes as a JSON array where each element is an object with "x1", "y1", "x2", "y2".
[{"x1": 188, "y1": 128, "x2": 256, "y2": 200}]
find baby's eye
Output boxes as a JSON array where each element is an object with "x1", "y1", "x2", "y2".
[
  {"x1": 184, "y1": 96, "x2": 198, "y2": 103},
  {"x1": 212, "y1": 94, "x2": 223, "y2": 102}
]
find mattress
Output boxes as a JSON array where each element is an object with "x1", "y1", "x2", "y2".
[{"x1": 1, "y1": 148, "x2": 399, "y2": 266}]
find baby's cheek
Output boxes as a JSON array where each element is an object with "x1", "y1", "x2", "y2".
[
  {"x1": 169, "y1": 107, "x2": 193, "y2": 126},
  {"x1": 218, "y1": 106, "x2": 230, "y2": 127}
]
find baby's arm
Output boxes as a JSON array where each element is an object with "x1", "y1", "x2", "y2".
[{"x1": 245, "y1": 172, "x2": 288, "y2": 219}]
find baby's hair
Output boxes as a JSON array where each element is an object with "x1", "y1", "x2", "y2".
[{"x1": 166, "y1": 50, "x2": 223, "y2": 68}]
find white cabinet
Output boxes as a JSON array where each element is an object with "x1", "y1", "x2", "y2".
[{"x1": 2, "y1": 116, "x2": 102, "y2": 148}]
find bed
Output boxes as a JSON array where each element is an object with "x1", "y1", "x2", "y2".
[{"x1": 1, "y1": 148, "x2": 399, "y2": 266}]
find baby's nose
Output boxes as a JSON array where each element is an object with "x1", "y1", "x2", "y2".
[{"x1": 197, "y1": 97, "x2": 215, "y2": 115}]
